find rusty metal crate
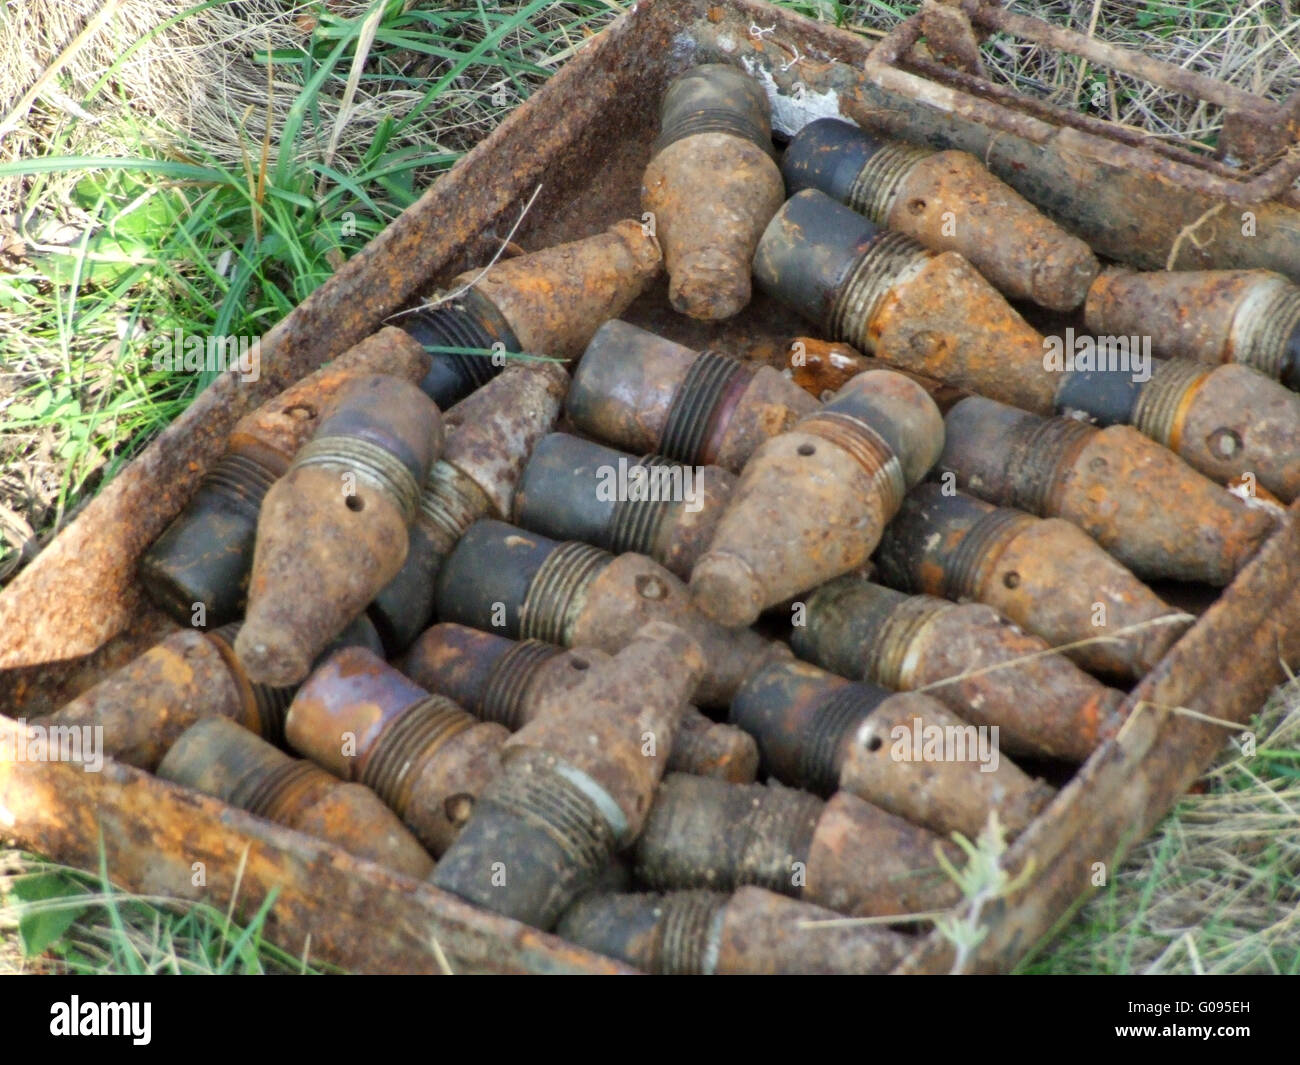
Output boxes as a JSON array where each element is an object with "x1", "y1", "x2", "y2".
[{"x1": 2, "y1": 0, "x2": 1298, "y2": 974}]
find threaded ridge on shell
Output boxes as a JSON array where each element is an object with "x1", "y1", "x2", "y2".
[
  {"x1": 204, "y1": 622, "x2": 296, "y2": 744},
  {"x1": 1003, "y1": 416, "x2": 1095, "y2": 516},
  {"x1": 606, "y1": 456, "x2": 680, "y2": 558},
  {"x1": 479, "y1": 639, "x2": 562, "y2": 730},
  {"x1": 520, "y1": 540, "x2": 611, "y2": 645},
  {"x1": 828, "y1": 230, "x2": 931, "y2": 350},
  {"x1": 656, "y1": 892, "x2": 728, "y2": 975},
  {"x1": 943, "y1": 507, "x2": 1036, "y2": 601},
  {"x1": 407, "y1": 304, "x2": 502, "y2": 390},
  {"x1": 293, "y1": 436, "x2": 422, "y2": 525},
  {"x1": 486, "y1": 764, "x2": 618, "y2": 872},
  {"x1": 1234, "y1": 280, "x2": 1300, "y2": 380},
  {"x1": 1133, "y1": 358, "x2": 1211, "y2": 448},
  {"x1": 198, "y1": 450, "x2": 281, "y2": 518},
  {"x1": 419, "y1": 460, "x2": 491, "y2": 550},
  {"x1": 360, "y1": 694, "x2": 474, "y2": 816},
  {"x1": 799, "y1": 411, "x2": 907, "y2": 516},
  {"x1": 799, "y1": 685, "x2": 877, "y2": 795},
  {"x1": 654, "y1": 109, "x2": 772, "y2": 157},
  {"x1": 847, "y1": 140, "x2": 933, "y2": 223},
  {"x1": 866, "y1": 594, "x2": 955, "y2": 690},
  {"x1": 738, "y1": 788, "x2": 824, "y2": 894},
  {"x1": 235, "y1": 759, "x2": 325, "y2": 822},
  {"x1": 659, "y1": 351, "x2": 751, "y2": 466}
]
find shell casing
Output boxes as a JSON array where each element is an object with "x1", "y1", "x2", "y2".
[
  {"x1": 643, "y1": 64, "x2": 784, "y2": 320},
  {"x1": 633, "y1": 774, "x2": 961, "y2": 918},
  {"x1": 731, "y1": 657, "x2": 1054, "y2": 839},
  {"x1": 557, "y1": 886, "x2": 910, "y2": 975},
  {"x1": 937, "y1": 395, "x2": 1278, "y2": 586},
  {"x1": 235, "y1": 375, "x2": 442, "y2": 686},
  {"x1": 285, "y1": 645, "x2": 507, "y2": 855},
  {"x1": 433, "y1": 519, "x2": 789, "y2": 707},
  {"x1": 566, "y1": 319, "x2": 819, "y2": 474},
  {"x1": 40, "y1": 615, "x2": 383, "y2": 770},
  {"x1": 368, "y1": 362, "x2": 568, "y2": 651},
  {"x1": 430, "y1": 623, "x2": 703, "y2": 929},
  {"x1": 752, "y1": 188, "x2": 1057, "y2": 414},
  {"x1": 403, "y1": 623, "x2": 758, "y2": 783},
  {"x1": 1057, "y1": 358, "x2": 1300, "y2": 504},
  {"x1": 782, "y1": 118, "x2": 1098, "y2": 311},
  {"x1": 157, "y1": 717, "x2": 433, "y2": 879},
  {"x1": 792, "y1": 577, "x2": 1127, "y2": 763},
  {"x1": 876, "y1": 483, "x2": 1189, "y2": 680},
  {"x1": 689, "y1": 369, "x2": 943, "y2": 627},
  {"x1": 407, "y1": 219, "x2": 661, "y2": 405},
  {"x1": 139, "y1": 327, "x2": 429, "y2": 628},
  {"x1": 1084, "y1": 267, "x2": 1300, "y2": 389},
  {"x1": 513, "y1": 432, "x2": 736, "y2": 580}
]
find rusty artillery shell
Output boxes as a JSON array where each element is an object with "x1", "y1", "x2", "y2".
[
  {"x1": 782, "y1": 118, "x2": 1098, "y2": 311},
  {"x1": 557, "y1": 885, "x2": 910, "y2": 974},
  {"x1": 937, "y1": 395, "x2": 1277, "y2": 586},
  {"x1": 430, "y1": 623, "x2": 704, "y2": 929},
  {"x1": 1084, "y1": 267, "x2": 1300, "y2": 390},
  {"x1": 158, "y1": 717, "x2": 433, "y2": 878},
  {"x1": 633, "y1": 774, "x2": 960, "y2": 918},
  {"x1": 791, "y1": 577, "x2": 1126, "y2": 762},
  {"x1": 404, "y1": 622, "x2": 759, "y2": 782},
  {"x1": 405, "y1": 220, "x2": 661, "y2": 406},
  {"x1": 513, "y1": 432, "x2": 735, "y2": 580},
  {"x1": 689, "y1": 369, "x2": 943, "y2": 627},
  {"x1": 566, "y1": 319, "x2": 818, "y2": 474},
  {"x1": 1056, "y1": 358, "x2": 1300, "y2": 504},
  {"x1": 876, "y1": 483, "x2": 1188, "y2": 680},
  {"x1": 40, "y1": 615, "x2": 383, "y2": 770},
  {"x1": 731, "y1": 658, "x2": 1053, "y2": 840},
  {"x1": 285, "y1": 645, "x2": 507, "y2": 855},
  {"x1": 642, "y1": 64, "x2": 784, "y2": 320},
  {"x1": 139, "y1": 327, "x2": 429, "y2": 629},
  {"x1": 235, "y1": 375, "x2": 442, "y2": 686},
  {"x1": 433, "y1": 519, "x2": 788, "y2": 707},
  {"x1": 369, "y1": 363, "x2": 568, "y2": 651},
  {"x1": 752, "y1": 188, "x2": 1057, "y2": 414}
]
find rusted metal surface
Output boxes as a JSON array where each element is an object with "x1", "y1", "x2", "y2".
[
  {"x1": 644, "y1": 64, "x2": 784, "y2": 319},
  {"x1": 157, "y1": 716, "x2": 434, "y2": 879},
  {"x1": 431, "y1": 623, "x2": 703, "y2": 929},
  {"x1": 782, "y1": 117, "x2": 1097, "y2": 309},
  {"x1": 1084, "y1": 268, "x2": 1300, "y2": 389},
  {"x1": 566, "y1": 319, "x2": 818, "y2": 473},
  {"x1": 690, "y1": 369, "x2": 942, "y2": 626},
  {"x1": 938, "y1": 396, "x2": 1279, "y2": 586},
  {"x1": 688, "y1": 1, "x2": 1300, "y2": 277},
  {"x1": 513, "y1": 432, "x2": 736, "y2": 580},
  {"x1": 2, "y1": 0, "x2": 1298, "y2": 975},
  {"x1": 558, "y1": 886, "x2": 909, "y2": 974},
  {"x1": 0, "y1": 714, "x2": 632, "y2": 973},
  {"x1": 1058, "y1": 358, "x2": 1300, "y2": 505},
  {"x1": 286, "y1": 646, "x2": 506, "y2": 855},
  {"x1": 434, "y1": 519, "x2": 787, "y2": 707},
  {"x1": 236, "y1": 376, "x2": 441, "y2": 686},
  {"x1": 876, "y1": 483, "x2": 1188, "y2": 680},
  {"x1": 753, "y1": 190, "x2": 1058, "y2": 413},
  {"x1": 793, "y1": 577, "x2": 1126, "y2": 763},
  {"x1": 731, "y1": 657, "x2": 1054, "y2": 839},
  {"x1": 899, "y1": 495, "x2": 1300, "y2": 974},
  {"x1": 634, "y1": 773, "x2": 961, "y2": 918}
]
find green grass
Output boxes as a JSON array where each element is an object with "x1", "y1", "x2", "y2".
[{"x1": 3, "y1": 0, "x2": 1298, "y2": 974}]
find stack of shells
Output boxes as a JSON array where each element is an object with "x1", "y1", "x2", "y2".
[{"x1": 48, "y1": 61, "x2": 1293, "y2": 976}]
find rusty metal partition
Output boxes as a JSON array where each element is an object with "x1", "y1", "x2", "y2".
[{"x1": 1, "y1": 0, "x2": 1298, "y2": 974}]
